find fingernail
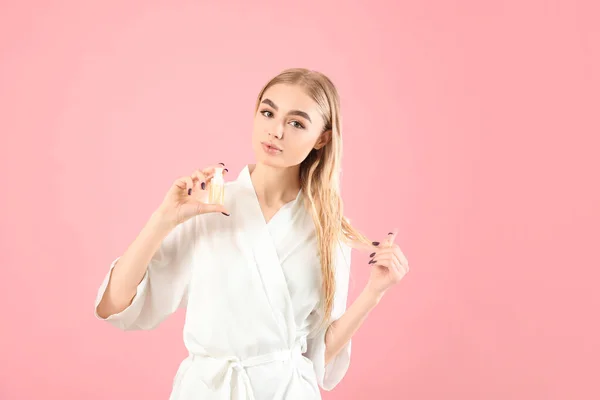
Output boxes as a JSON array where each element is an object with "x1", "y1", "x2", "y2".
[
  {"x1": 224, "y1": 168, "x2": 229, "y2": 172},
  {"x1": 368, "y1": 259, "x2": 376, "y2": 264},
  {"x1": 219, "y1": 162, "x2": 225, "y2": 166},
  {"x1": 369, "y1": 252, "x2": 376, "y2": 258},
  {"x1": 372, "y1": 241, "x2": 380, "y2": 246},
  {"x1": 201, "y1": 182, "x2": 206, "y2": 190},
  {"x1": 222, "y1": 212, "x2": 230, "y2": 216},
  {"x1": 388, "y1": 232, "x2": 393, "y2": 235},
  {"x1": 188, "y1": 188, "x2": 192, "y2": 195}
]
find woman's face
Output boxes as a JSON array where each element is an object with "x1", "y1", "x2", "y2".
[{"x1": 252, "y1": 83, "x2": 329, "y2": 169}]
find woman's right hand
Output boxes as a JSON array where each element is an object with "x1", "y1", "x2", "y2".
[{"x1": 155, "y1": 164, "x2": 230, "y2": 227}]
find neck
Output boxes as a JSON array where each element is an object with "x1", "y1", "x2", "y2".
[{"x1": 249, "y1": 163, "x2": 301, "y2": 208}]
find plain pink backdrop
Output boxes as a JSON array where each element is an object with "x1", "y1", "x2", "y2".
[{"x1": 1, "y1": 1, "x2": 598, "y2": 399}]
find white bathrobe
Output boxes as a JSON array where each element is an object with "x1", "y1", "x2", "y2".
[{"x1": 95, "y1": 165, "x2": 352, "y2": 399}]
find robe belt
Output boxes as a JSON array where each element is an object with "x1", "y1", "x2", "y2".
[{"x1": 187, "y1": 344, "x2": 303, "y2": 400}]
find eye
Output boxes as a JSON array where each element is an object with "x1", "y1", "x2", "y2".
[
  {"x1": 260, "y1": 110, "x2": 273, "y2": 118},
  {"x1": 289, "y1": 120, "x2": 305, "y2": 129}
]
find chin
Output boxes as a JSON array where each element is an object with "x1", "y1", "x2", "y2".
[
  {"x1": 251, "y1": 143, "x2": 281, "y2": 167},
  {"x1": 255, "y1": 154, "x2": 285, "y2": 168}
]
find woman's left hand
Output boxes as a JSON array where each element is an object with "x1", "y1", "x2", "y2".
[{"x1": 366, "y1": 229, "x2": 410, "y2": 297}]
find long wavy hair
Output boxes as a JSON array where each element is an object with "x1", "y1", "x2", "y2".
[{"x1": 254, "y1": 68, "x2": 374, "y2": 324}]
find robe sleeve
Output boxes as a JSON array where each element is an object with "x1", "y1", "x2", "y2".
[
  {"x1": 94, "y1": 216, "x2": 197, "y2": 331},
  {"x1": 305, "y1": 239, "x2": 353, "y2": 391}
]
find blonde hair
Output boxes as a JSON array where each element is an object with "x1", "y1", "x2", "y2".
[{"x1": 254, "y1": 68, "x2": 373, "y2": 324}]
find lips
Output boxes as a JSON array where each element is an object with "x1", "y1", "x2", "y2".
[
  {"x1": 261, "y1": 142, "x2": 282, "y2": 155},
  {"x1": 262, "y1": 142, "x2": 282, "y2": 151}
]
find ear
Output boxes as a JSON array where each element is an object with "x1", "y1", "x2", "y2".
[{"x1": 314, "y1": 129, "x2": 332, "y2": 150}]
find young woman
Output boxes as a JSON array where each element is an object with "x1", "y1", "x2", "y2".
[{"x1": 95, "y1": 68, "x2": 410, "y2": 400}]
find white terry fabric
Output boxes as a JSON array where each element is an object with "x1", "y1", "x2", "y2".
[{"x1": 95, "y1": 165, "x2": 352, "y2": 399}]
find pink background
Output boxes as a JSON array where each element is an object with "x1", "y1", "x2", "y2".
[{"x1": 1, "y1": 1, "x2": 599, "y2": 399}]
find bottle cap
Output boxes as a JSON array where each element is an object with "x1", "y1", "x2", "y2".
[{"x1": 213, "y1": 167, "x2": 224, "y2": 182}]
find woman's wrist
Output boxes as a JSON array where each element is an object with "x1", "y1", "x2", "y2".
[
  {"x1": 150, "y1": 208, "x2": 178, "y2": 233},
  {"x1": 361, "y1": 284, "x2": 385, "y2": 308}
]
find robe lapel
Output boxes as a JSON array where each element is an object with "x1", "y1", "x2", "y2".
[{"x1": 235, "y1": 165, "x2": 298, "y2": 345}]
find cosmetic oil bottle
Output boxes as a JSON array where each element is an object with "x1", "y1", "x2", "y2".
[{"x1": 208, "y1": 167, "x2": 225, "y2": 205}]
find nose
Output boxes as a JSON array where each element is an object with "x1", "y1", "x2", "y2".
[{"x1": 269, "y1": 122, "x2": 284, "y2": 139}]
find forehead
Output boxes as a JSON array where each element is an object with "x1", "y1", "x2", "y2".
[{"x1": 261, "y1": 83, "x2": 319, "y2": 114}]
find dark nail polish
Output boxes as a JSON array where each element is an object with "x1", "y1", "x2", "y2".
[
  {"x1": 369, "y1": 259, "x2": 376, "y2": 264},
  {"x1": 188, "y1": 188, "x2": 192, "y2": 195},
  {"x1": 372, "y1": 241, "x2": 380, "y2": 246},
  {"x1": 388, "y1": 232, "x2": 393, "y2": 235},
  {"x1": 224, "y1": 168, "x2": 229, "y2": 172},
  {"x1": 369, "y1": 252, "x2": 376, "y2": 258},
  {"x1": 201, "y1": 182, "x2": 206, "y2": 190},
  {"x1": 219, "y1": 162, "x2": 225, "y2": 166},
  {"x1": 222, "y1": 212, "x2": 230, "y2": 216}
]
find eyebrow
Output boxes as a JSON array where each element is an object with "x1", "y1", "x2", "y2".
[{"x1": 261, "y1": 98, "x2": 312, "y2": 123}]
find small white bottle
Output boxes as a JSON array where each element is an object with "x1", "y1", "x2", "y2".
[{"x1": 208, "y1": 167, "x2": 225, "y2": 205}]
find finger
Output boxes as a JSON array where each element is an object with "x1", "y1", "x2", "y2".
[
  {"x1": 368, "y1": 253, "x2": 399, "y2": 268},
  {"x1": 394, "y1": 247, "x2": 409, "y2": 268},
  {"x1": 174, "y1": 176, "x2": 195, "y2": 195},
  {"x1": 344, "y1": 237, "x2": 377, "y2": 253},
  {"x1": 191, "y1": 170, "x2": 208, "y2": 191},
  {"x1": 198, "y1": 202, "x2": 229, "y2": 215},
  {"x1": 391, "y1": 251, "x2": 404, "y2": 270},
  {"x1": 201, "y1": 163, "x2": 230, "y2": 181},
  {"x1": 369, "y1": 247, "x2": 395, "y2": 259},
  {"x1": 393, "y1": 252, "x2": 409, "y2": 275},
  {"x1": 371, "y1": 253, "x2": 405, "y2": 278},
  {"x1": 375, "y1": 247, "x2": 403, "y2": 267},
  {"x1": 383, "y1": 229, "x2": 398, "y2": 247}
]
